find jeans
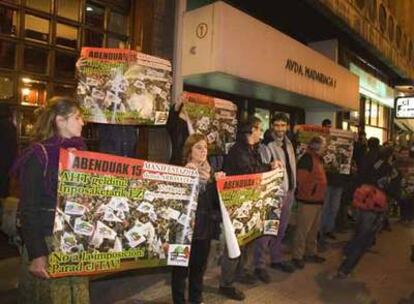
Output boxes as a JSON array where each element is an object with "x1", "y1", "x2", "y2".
[
  {"x1": 171, "y1": 239, "x2": 211, "y2": 304},
  {"x1": 253, "y1": 191, "x2": 294, "y2": 269},
  {"x1": 220, "y1": 242, "x2": 254, "y2": 288},
  {"x1": 339, "y1": 210, "x2": 383, "y2": 275},
  {"x1": 320, "y1": 186, "x2": 344, "y2": 235},
  {"x1": 399, "y1": 198, "x2": 414, "y2": 221}
]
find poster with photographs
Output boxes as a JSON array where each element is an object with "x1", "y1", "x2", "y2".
[
  {"x1": 76, "y1": 47, "x2": 172, "y2": 125},
  {"x1": 49, "y1": 149, "x2": 199, "y2": 277},
  {"x1": 180, "y1": 92, "x2": 237, "y2": 155},
  {"x1": 295, "y1": 125, "x2": 354, "y2": 175},
  {"x1": 216, "y1": 169, "x2": 284, "y2": 252}
]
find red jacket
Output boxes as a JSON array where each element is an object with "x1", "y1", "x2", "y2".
[
  {"x1": 296, "y1": 151, "x2": 327, "y2": 204},
  {"x1": 352, "y1": 184, "x2": 387, "y2": 212}
]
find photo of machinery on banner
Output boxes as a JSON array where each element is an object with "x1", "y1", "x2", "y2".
[
  {"x1": 180, "y1": 92, "x2": 238, "y2": 154},
  {"x1": 48, "y1": 149, "x2": 199, "y2": 278},
  {"x1": 216, "y1": 168, "x2": 284, "y2": 258},
  {"x1": 295, "y1": 125, "x2": 354, "y2": 174},
  {"x1": 76, "y1": 47, "x2": 172, "y2": 125}
]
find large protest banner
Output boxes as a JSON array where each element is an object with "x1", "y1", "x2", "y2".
[
  {"x1": 49, "y1": 149, "x2": 199, "y2": 277},
  {"x1": 76, "y1": 47, "x2": 172, "y2": 125},
  {"x1": 216, "y1": 169, "x2": 284, "y2": 258},
  {"x1": 295, "y1": 125, "x2": 354, "y2": 174},
  {"x1": 180, "y1": 92, "x2": 238, "y2": 155}
]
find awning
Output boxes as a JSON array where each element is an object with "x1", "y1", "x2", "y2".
[{"x1": 182, "y1": 1, "x2": 360, "y2": 111}]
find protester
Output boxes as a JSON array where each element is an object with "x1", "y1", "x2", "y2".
[
  {"x1": 171, "y1": 134, "x2": 223, "y2": 304},
  {"x1": 218, "y1": 117, "x2": 276, "y2": 301},
  {"x1": 11, "y1": 97, "x2": 89, "y2": 304},
  {"x1": 321, "y1": 119, "x2": 332, "y2": 128},
  {"x1": 0, "y1": 105, "x2": 18, "y2": 198},
  {"x1": 254, "y1": 113, "x2": 297, "y2": 283},
  {"x1": 319, "y1": 120, "x2": 345, "y2": 249},
  {"x1": 336, "y1": 146, "x2": 397, "y2": 278},
  {"x1": 292, "y1": 136, "x2": 327, "y2": 269}
]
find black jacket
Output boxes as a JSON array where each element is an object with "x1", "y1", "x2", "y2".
[
  {"x1": 193, "y1": 181, "x2": 221, "y2": 240},
  {"x1": 19, "y1": 154, "x2": 56, "y2": 260},
  {"x1": 224, "y1": 141, "x2": 270, "y2": 175}
]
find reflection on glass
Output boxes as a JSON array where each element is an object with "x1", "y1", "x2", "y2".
[
  {"x1": 0, "y1": 6, "x2": 17, "y2": 35},
  {"x1": 0, "y1": 40, "x2": 15, "y2": 69},
  {"x1": 57, "y1": 0, "x2": 80, "y2": 21},
  {"x1": 26, "y1": 0, "x2": 51, "y2": 12},
  {"x1": 254, "y1": 107, "x2": 270, "y2": 139},
  {"x1": 56, "y1": 23, "x2": 78, "y2": 48},
  {"x1": 107, "y1": 36, "x2": 127, "y2": 48},
  {"x1": 85, "y1": 3, "x2": 105, "y2": 28},
  {"x1": 23, "y1": 46, "x2": 48, "y2": 74},
  {"x1": 55, "y1": 52, "x2": 77, "y2": 79},
  {"x1": 109, "y1": 11, "x2": 127, "y2": 35},
  {"x1": 0, "y1": 76, "x2": 14, "y2": 100},
  {"x1": 54, "y1": 84, "x2": 75, "y2": 97},
  {"x1": 20, "y1": 77, "x2": 47, "y2": 106},
  {"x1": 84, "y1": 29, "x2": 103, "y2": 47},
  {"x1": 25, "y1": 14, "x2": 49, "y2": 42},
  {"x1": 365, "y1": 99, "x2": 370, "y2": 125}
]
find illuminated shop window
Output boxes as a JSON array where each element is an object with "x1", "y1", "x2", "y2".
[{"x1": 20, "y1": 77, "x2": 47, "y2": 106}]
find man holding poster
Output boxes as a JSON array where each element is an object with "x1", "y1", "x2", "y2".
[
  {"x1": 254, "y1": 113, "x2": 297, "y2": 282},
  {"x1": 218, "y1": 117, "x2": 275, "y2": 301}
]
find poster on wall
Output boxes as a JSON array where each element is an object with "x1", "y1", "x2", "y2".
[
  {"x1": 295, "y1": 125, "x2": 354, "y2": 175},
  {"x1": 180, "y1": 92, "x2": 238, "y2": 154},
  {"x1": 76, "y1": 47, "x2": 172, "y2": 125},
  {"x1": 48, "y1": 149, "x2": 199, "y2": 277},
  {"x1": 216, "y1": 169, "x2": 284, "y2": 257}
]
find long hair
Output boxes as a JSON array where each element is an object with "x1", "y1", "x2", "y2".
[
  {"x1": 237, "y1": 116, "x2": 261, "y2": 144},
  {"x1": 33, "y1": 96, "x2": 81, "y2": 141},
  {"x1": 182, "y1": 133, "x2": 207, "y2": 165}
]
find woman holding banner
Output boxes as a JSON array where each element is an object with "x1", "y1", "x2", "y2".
[
  {"x1": 12, "y1": 97, "x2": 89, "y2": 304},
  {"x1": 171, "y1": 133, "x2": 223, "y2": 304}
]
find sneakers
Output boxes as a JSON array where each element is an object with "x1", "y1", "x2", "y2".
[
  {"x1": 292, "y1": 258, "x2": 305, "y2": 269},
  {"x1": 235, "y1": 272, "x2": 257, "y2": 285},
  {"x1": 254, "y1": 268, "x2": 271, "y2": 284},
  {"x1": 270, "y1": 261, "x2": 296, "y2": 273},
  {"x1": 218, "y1": 286, "x2": 245, "y2": 301},
  {"x1": 304, "y1": 255, "x2": 326, "y2": 263}
]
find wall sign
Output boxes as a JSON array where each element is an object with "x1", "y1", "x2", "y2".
[
  {"x1": 285, "y1": 59, "x2": 337, "y2": 88},
  {"x1": 395, "y1": 96, "x2": 414, "y2": 119}
]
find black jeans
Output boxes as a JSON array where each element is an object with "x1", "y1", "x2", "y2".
[
  {"x1": 339, "y1": 210, "x2": 383, "y2": 274},
  {"x1": 400, "y1": 198, "x2": 414, "y2": 221},
  {"x1": 171, "y1": 239, "x2": 211, "y2": 304}
]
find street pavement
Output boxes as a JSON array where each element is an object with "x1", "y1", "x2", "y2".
[{"x1": 1, "y1": 222, "x2": 413, "y2": 303}]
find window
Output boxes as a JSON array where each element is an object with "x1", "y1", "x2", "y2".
[
  {"x1": 56, "y1": 23, "x2": 78, "y2": 48},
  {"x1": 107, "y1": 36, "x2": 127, "y2": 48},
  {"x1": 379, "y1": 4, "x2": 386, "y2": 34},
  {"x1": 0, "y1": 6, "x2": 18, "y2": 36},
  {"x1": 365, "y1": 99, "x2": 370, "y2": 125},
  {"x1": 20, "y1": 77, "x2": 47, "y2": 106},
  {"x1": 57, "y1": 0, "x2": 80, "y2": 21},
  {"x1": 23, "y1": 46, "x2": 48, "y2": 74},
  {"x1": 53, "y1": 83, "x2": 75, "y2": 97},
  {"x1": 26, "y1": 0, "x2": 51, "y2": 13},
  {"x1": 388, "y1": 16, "x2": 394, "y2": 42},
  {"x1": 0, "y1": 40, "x2": 16, "y2": 69},
  {"x1": 55, "y1": 51, "x2": 77, "y2": 79},
  {"x1": 25, "y1": 14, "x2": 50, "y2": 42},
  {"x1": 0, "y1": 75, "x2": 14, "y2": 100},
  {"x1": 84, "y1": 29, "x2": 104, "y2": 47},
  {"x1": 85, "y1": 3, "x2": 105, "y2": 28},
  {"x1": 109, "y1": 11, "x2": 128, "y2": 35}
]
